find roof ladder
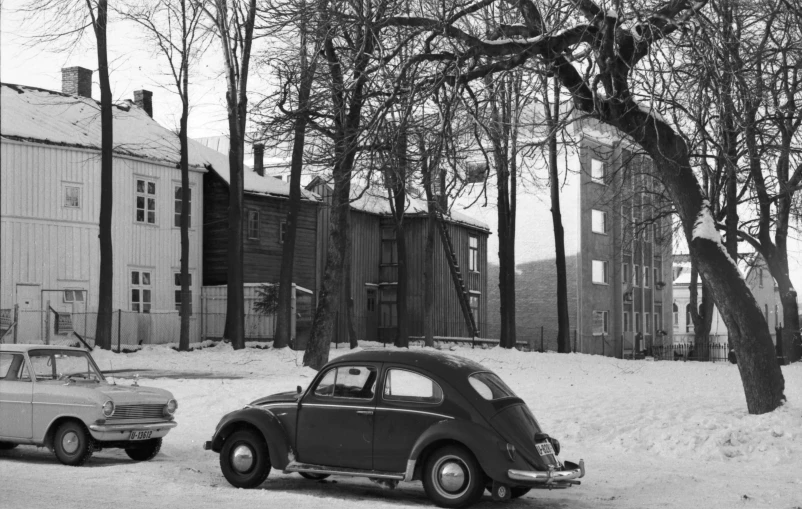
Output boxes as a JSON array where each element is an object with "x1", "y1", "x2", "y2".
[{"x1": 434, "y1": 209, "x2": 479, "y2": 339}]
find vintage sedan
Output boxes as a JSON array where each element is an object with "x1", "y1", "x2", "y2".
[
  {"x1": 204, "y1": 349, "x2": 584, "y2": 507},
  {"x1": 0, "y1": 344, "x2": 177, "y2": 466}
]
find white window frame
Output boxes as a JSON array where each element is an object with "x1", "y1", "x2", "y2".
[
  {"x1": 592, "y1": 260, "x2": 608, "y2": 285},
  {"x1": 591, "y1": 158, "x2": 606, "y2": 184},
  {"x1": 591, "y1": 209, "x2": 608, "y2": 234},
  {"x1": 62, "y1": 182, "x2": 82, "y2": 209},
  {"x1": 247, "y1": 210, "x2": 260, "y2": 239},
  {"x1": 468, "y1": 236, "x2": 479, "y2": 272},
  {"x1": 135, "y1": 178, "x2": 157, "y2": 224},
  {"x1": 174, "y1": 272, "x2": 193, "y2": 316},
  {"x1": 623, "y1": 311, "x2": 630, "y2": 332},
  {"x1": 130, "y1": 269, "x2": 152, "y2": 313},
  {"x1": 173, "y1": 185, "x2": 192, "y2": 229},
  {"x1": 592, "y1": 310, "x2": 608, "y2": 336},
  {"x1": 63, "y1": 289, "x2": 86, "y2": 303},
  {"x1": 643, "y1": 266, "x2": 650, "y2": 288}
]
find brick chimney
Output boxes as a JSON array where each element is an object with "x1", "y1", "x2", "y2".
[
  {"x1": 61, "y1": 67, "x2": 93, "y2": 98},
  {"x1": 253, "y1": 143, "x2": 265, "y2": 177},
  {"x1": 134, "y1": 90, "x2": 153, "y2": 118}
]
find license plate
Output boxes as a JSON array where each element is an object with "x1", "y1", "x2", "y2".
[
  {"x1": 536, "y1": 442, "x2": 556, "y2": 457},
  {"x1": 129, "y1": 430, "x2": 152, "y2": 441}
]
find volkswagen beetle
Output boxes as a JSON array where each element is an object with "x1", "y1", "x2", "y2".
[
  {"x1": 0, "y1": 344, "x2": 178, "y2": 465},
  {"x1": 204, "y1": 349, "x2": 584, "y2": 507}
]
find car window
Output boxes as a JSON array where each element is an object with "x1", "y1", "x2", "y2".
[
  {"x1": 383, "y1": 369, "x2": 443, "y2": 404},
  {"x1": 313, "y1": 365, "x2": 376, "y2": 400},
  {"x1": 28, "y1": 350, "x2": 103, "y2": 382},
  {"x1": 0, "y1": 353, "x2": 28, "y2": 382},
  {"x1": 469, "y1": 372, "x2": 516, "y2": 400}
]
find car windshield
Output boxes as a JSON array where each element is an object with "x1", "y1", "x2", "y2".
[
  {"x1": 28, "y1": 349, "x2": 104, "y2": 382},
  {"x1": 468, "y1": 372, "x2": 516, "y2": 400}
]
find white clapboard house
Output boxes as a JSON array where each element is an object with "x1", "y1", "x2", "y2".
[{"x1": 0, "y1": 67, "x2": 231, "y2": 345}]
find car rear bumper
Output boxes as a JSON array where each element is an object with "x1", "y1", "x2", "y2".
[
  {"x1": 508, "y1": 459, "x2": 585, "y2": 486},
  {"x1": 88, "y1": 421, "x2": 177, "y2": 441}
]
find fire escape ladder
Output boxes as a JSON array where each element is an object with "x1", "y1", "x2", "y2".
[{"x1": 434, "y1": 209, "x2": 479, "y2": 338}]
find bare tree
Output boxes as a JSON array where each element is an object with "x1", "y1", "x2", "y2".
[
  {"x1": 203, "y1": 0, "x2": 257, "y2": 350},
  {"x1": 383, "y1": 0, "x2": 785, "y2": 413},
  {"x1": 123, "y1": 0, "x2": 209, "y2": 352},
  {"x1": 18, "y1": 0, "x2": 116, "y2": 349}
]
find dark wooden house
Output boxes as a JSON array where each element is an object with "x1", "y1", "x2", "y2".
[
  {"x1": 202, "y1": 165, "x2": 320, "y2": 293},
  {"x1": 307, "y1": 178, "x2": 490, "y2": 344}
]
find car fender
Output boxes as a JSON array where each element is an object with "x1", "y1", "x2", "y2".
[
  {"x1": 210, "y1": 406, "x2": 294, "y2": 469},
  {"x1": 408, "y1": 419, "x2": 532, "y2": 482}
]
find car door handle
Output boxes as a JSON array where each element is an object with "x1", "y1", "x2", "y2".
[{"x1": 356, "y1": 410, "x2": 374, "y2": 416}]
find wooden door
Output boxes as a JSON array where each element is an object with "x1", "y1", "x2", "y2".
[{"x1": 15, "y1": 284, "x2": 41, "y2": 342}]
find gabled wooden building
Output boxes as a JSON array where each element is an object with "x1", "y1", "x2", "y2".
[{"x1": 307, "y1": 178, "x2": 490, "y2": 344}]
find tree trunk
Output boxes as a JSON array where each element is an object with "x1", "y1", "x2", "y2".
[
  {"x1": 688, "y1": 266, "x2": 713, "y2": 361},
  {"x1": 613, "y1": 106, "x2": 785, "y2": 414},
  {"x1": 545, "y1": 77, "x2": 570, "y2": 353},
  {"x1": 392, "y1": 130, "x2": 409, "y2": 348},
  {"x1": 420, "y1": 134, "x2": 436, "y2": 348},
  {"x1": 178, "y1": 93, "x2": 191, "y2": 351},
  {"x1": 93, "y1": 0, "x2": 113, "y2": 351}
]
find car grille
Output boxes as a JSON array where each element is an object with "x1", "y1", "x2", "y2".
[{"x1": 110, "y1": 404, "x2": 164, "y2": 420}]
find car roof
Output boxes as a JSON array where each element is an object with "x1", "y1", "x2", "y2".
[
  {"x1": 326, "y1": 349, "x2": 489, "y2": 382},
  {"x1": 0, "y1": 344, "x2": 87, "y2": 353}
]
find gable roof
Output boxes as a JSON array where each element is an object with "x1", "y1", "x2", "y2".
[
  {"x1": 307, "y1": 177, "x2": 490, "y2": 232},
  {"x1": 0, "y1": 83, "x2": 317, "y2": 201}
]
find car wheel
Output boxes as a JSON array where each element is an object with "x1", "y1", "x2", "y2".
[
  {"x1": 299, "y1": 472, "x2": 330, "y2": 481},
  {"x1": 53, "y1": 421, "x2": 94, "y2": 466},
  {"x1": 0, "y1": 442, "x2": 18, "y2": 450},
  {"x1": 511, "y1": 487, "x2": 531, "y2": 499},
  {"x1": 219, "y1": 429, "x2": 271, "y2": 488},
  {"x1": 125, "y1": 438, "x2": 162, "y2": 461},
  {"x1": 423, "y1": 445, "x2": 485, "y2": 508}
]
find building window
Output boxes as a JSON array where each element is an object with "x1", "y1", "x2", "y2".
[
  {"x1": 673, "y1": 302, "x2": 679, "y2": 328},
  {"x1": 645, "y1": 312, "x2": 651, "y2": 333},
  {"x1": 173, "y1": 186, "x2": 192, "y2": 228},
  {"x1": 469, "y1": 293, "x2": 480, "y2": 320},
  {"x1": 367, "y1": 290, "x2": 376, "y2": 312},
  {"x1": 63, "y1": 185, "x2": 81, "y2": 208},
  {"x1": 686, "y1": 304, "x2": 693, "y2": 332},
  {"x1": 63, "y1": 289, "x2": 85, "y2": 303},
  {"x1": 130, "y1": 270, "x2": 152, "y2": 313},
  {"x1": 381, "y1": 228, "x2": 397, "y2": 264},
  {"x1": 759, "y1": 268, "x2": 764, "y2": 288},
  {"x1": 635, "y1": 312, "x2": 641, "y2": 333},
  {"x1": 654, "y1": 267, "x2": 660, "y2": 289},
  {"x1": 468, "y1": 236, "x2": 479, "y2": 272},
  {"x1": 247, "y1": 210, "x2": 259, "y2": 239},
  {"x1": 591, "y1": 158, "x2": 606, "y2": 184},
  {"x1": 593, "y1": 311, "x2": 608, "y2": 335},
  {"x1": 592, "y1": 260, "x2": 608, "y2": 284},
  {"x1": 135, "y1": 179, "x2": 157, "y2": 224},
  {"x1": 634, "y1": 264, "x2": 640, "y2": 287},
  {"x1": 279, "y1": 221, "x2": 287, "y2": 243},
  {"x1": 655, "y1": 311, "x2": 661, "y2": 333},
  {"x1": 622, "y1": 264, "x2": 629, "y2": 285},
  {"x1": 174, "y1": 272, "x2": 192, "y2": 315},
  {"x1": 465, "y1": 162, "x2": 487, "y2": 184},
  {"x1": 591, "y1": 209, "x2": 607, "y2": 234},
  {"x1": 643, "y1": 266, "x2": 650, "y2": 288},
  {"x1": 623, "y1": 311, "x2": 630, "y2": 332},
  {"x1": 380, "y1": 286, "x2": 397, "y2": 327}
]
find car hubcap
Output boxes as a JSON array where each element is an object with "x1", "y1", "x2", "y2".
[
  {"x1": 231, "y1": 444, "x2": 254, "y2": 473},
  {"x1": 62, "y1": 431, "x2": 80, "y2": 455},
  {"x1": 434, "y1": 456, "x2": 468, "y2": 497}
]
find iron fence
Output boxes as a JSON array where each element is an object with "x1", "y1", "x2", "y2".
[{"x1": 652, "y1": 342, "x2": 731, "y2": 362}]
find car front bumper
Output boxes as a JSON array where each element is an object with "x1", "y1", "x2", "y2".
[
  {"x1": 508, "y1": 459, "x2": 585, "y2": 486},
  {"x1": 88, "y1": 421, "x2": 177, "y2": 441}
]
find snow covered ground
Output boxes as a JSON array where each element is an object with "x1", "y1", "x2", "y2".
[{"x1": 1, "y1": 342, "x2": 800, "y2": 509}]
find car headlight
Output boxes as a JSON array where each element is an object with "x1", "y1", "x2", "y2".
[
  {"x1": 164, "y1": 399, "x2": 178, "y2": 417},
  {"x1": 102, "y1": 400, "x2": 115, "y2": 417}
]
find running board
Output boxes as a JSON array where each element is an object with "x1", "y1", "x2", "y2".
[{"x1": 284, "y1": 461, "x2": 405, "y2": 480}]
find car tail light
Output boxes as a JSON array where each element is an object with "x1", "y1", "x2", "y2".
[
  {"x1": 506, "y1": 443, "x2": 516, "y2": 461},
  {"x1": 549, "y1": 437, "x2": 561, "y2": 456},
  {"x1": 102, "y1": 400, "x2": 115, "y2": 417},
  {"x1": 164, "y1": 399, "x2": 178, "y2": 417}
]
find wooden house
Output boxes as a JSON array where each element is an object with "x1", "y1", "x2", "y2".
[
  {"x1": 307, "y1": 178, "x2": 490, "y2": 344},
  {"x1": 0, "y1": 69, "x2": 231, "y2": 344}
]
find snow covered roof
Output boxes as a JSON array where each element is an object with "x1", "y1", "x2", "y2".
[
  {"x1": 348, "y1": 186, "x2": 490, "y2": 231},
  {"x1": 0, "y1": 83, "x2": 316, "y2": 201}
]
